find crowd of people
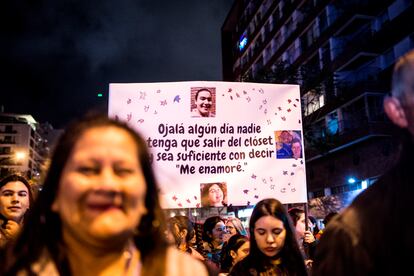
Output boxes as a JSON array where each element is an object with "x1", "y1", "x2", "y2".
[{"x1": 1, "y1": 49, "x2": 413, "y2": 275}]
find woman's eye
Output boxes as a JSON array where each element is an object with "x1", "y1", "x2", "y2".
[
  {"x1": 273, "y1": 229, "x2": 283, "y2": 235},
  {"x1": 256, "y1": 230, "x2": 265, "y2": 235},
  {"x1": 114, "y1": 167, "x2": 134, "y2": 176},
  {"x1": 78, "y1": 166, "x2": 99, "y2": 175},
  {"x1": 18, "y1": 192, "x2": 27, "y2": 197}
]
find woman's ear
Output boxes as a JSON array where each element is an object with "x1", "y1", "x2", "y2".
[
  {"x1": 230, "y1": 250, "x2": 237, "y2": 259},
  {"x1": 181, "y1": 229, "x2": 188, "y2": 239},
  {"x1": 384, "y1": 96, "x2": 408, "y2": 128}
]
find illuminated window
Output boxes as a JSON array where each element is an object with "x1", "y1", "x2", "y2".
[
  {"x1": 302, "y1": 90, "x2": 325, "y2": 116},
  {"x1": 238, "y1": 33, "x2": 248, "y2": 51}
]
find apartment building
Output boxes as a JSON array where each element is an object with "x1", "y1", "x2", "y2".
[{"x1": 222, "y1": 0, "x2": 414, "y2": 209}]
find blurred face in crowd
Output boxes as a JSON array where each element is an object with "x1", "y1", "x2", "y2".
[
  {"x1": 291, "y1": 141, "x2": 302, "y2": 159},
  {"x1": 400, "y1": 64, "x2": 414, "y2": 136},
  {"x1": 254, "y1": 215, "x2": 286, "y2": 257},
  {"x1": 208, "y1": 184, "x2": 223, "y2": 207},
  {"x1": 294, "y1": 212, "x2": 312, "y2": 239},
  {"x1": 52, "y1": 126, "x2": 147, "y2": 247},
  {"x1": 231, "y1": 240, "x2": 250, "y2": 265},
  {"x1": 211, "y1": 221, "x2": 226, "y2": 245},
  {"x1": 226, "y1": 220, "x2": 237, "y2": 236},
  {"x1": 195, "y1": 90, "x2": 213, "y2": 116},
  {"x1": 0, "y1": 181, "x2": 30, "y2": 222}
]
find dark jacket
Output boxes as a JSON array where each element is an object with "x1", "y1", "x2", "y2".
[{"x1": 312, "y1": 133, "x2": 414, "y2": 275}]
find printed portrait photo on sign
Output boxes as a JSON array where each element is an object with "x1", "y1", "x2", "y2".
[
  {"x1": 200, "y1": 182, "x2": 227, "y2": 207},
  {"x1": 191, "y1": 87, "x2": 216, "y2": 118},
  {"x1": 275, "y1": 130, "x2": 302, "y2": 159}
]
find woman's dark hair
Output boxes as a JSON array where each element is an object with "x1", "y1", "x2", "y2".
[
  {"x1": 0, "y1": 174, "x2": 34, "y2": 223},
  {"x1": 0, "y1": 114, "x2": 168, "y2": 275},
  {"x1": 167, "y1": 215, "x2": 195, "y2": 248},
  {"x1": 200, "y1": 182, "x2": 227, "y2": 207},
  {"x1": 244, "y1": 198, "x2": 307, "y2": 275},
  {"x1": 220, "y1": 234, "x2": 249, "y2": 273},
  {"x1": 202, "y1": 216, "x2": 225, "y2": 243},
  {"x1": 288, "y1": 207, "x2": 305, "y2": 227}
]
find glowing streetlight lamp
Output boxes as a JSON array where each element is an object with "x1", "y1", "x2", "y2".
[{"x1": 15, "y1": 151, "x2": 26, "y2": 161}]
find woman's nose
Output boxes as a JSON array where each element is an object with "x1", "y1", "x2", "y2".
[
  {"x1": 11, "y1": 194, "x2": 19, "y2": 202},
  {"x1": 99, "y1": 168, "x2": 120, "y2": 191},
  {"x1": 266, "y1": 233, "x2": 275, "y2": 243}
]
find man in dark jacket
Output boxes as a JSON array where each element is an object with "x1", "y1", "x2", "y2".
[{"x1": 312, "y1": 49, "x2": 414, "y2": 275}]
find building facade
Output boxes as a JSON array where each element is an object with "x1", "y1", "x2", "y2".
[
  {"x1": 222, "y1": 0, "x2": 413, "y2": 211},
  {"x1": 0, "y1": 113, "x2": 54, "y2": 182}
]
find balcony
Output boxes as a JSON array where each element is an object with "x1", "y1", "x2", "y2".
[{"x1": 304, "y1": 93, "x2": 392, "y2": 160}]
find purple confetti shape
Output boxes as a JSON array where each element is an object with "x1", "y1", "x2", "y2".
[{"x1": 173, "y1": 95, "x2": 181, "y2": 103}]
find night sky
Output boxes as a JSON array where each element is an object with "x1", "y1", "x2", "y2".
[{"x1": 1, "y1": 0, "x2": 233, "y2": 128}]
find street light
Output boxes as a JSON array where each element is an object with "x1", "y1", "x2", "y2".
[
  {"x1": 15, "y1": 151, "x2": 26, "y2": 162},
  {"x1": 0, "y1": 151, "x2": 27, "y2": 178}
]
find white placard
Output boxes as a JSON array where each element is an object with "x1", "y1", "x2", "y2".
[{"x1": 109, "y1": 81, "x2": 307, "y2": 208}]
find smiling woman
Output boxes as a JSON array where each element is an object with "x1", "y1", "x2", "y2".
[
  {"x1": 0, "y1": 174, "x2": 33, "y2": 249},
  {"x1": 0, "y1": 114, "x2": 209, "y2": 276}
]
